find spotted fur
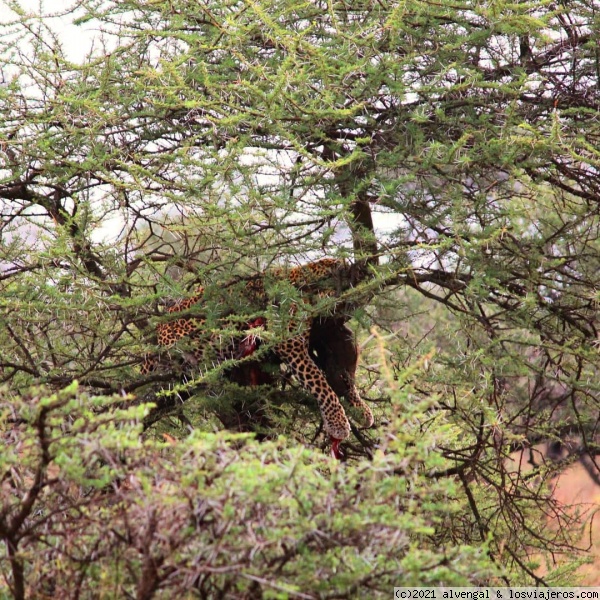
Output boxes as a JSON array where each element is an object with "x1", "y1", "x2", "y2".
[{"x1": 141, "y1": 259, "x2": 373, "y2": 445}]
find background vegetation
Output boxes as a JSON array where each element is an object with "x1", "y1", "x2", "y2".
[{"x1": 1, "y1": 0, "x2": 599, "y2": 596}]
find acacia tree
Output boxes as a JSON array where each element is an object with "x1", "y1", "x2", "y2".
[{"x1": 1, "y1": 0, "x2": 600, "y2": 591}]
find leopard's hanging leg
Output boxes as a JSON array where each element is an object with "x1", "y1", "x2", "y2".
[
  {"x1": 341, "y1": 373, "x2": 374, "y2": 428},
  {"x1": 276, "y1": 335, "x2": 351, "y2": 458}
]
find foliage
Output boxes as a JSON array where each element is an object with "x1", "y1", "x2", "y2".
[
  {"x1": 0, "y1": 380, "x2": 498, "y2": 598},
  {"x1": 1, "y1": 0, "x2": 600, "y2": 591}
]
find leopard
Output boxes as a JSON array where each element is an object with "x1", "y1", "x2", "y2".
[{"x1": 141, "y1": 258, "x2": 374, "y2": 457}]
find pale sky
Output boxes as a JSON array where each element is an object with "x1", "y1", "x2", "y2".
[{"x1": 1, "y1": 0, "x2": 96, "y2": 62}]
